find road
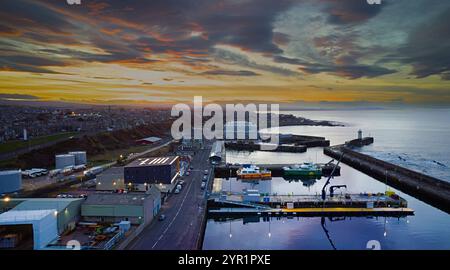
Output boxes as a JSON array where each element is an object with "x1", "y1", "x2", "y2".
[{"x1": 127, "y1": 142, "x2": 212, "y2": 250}]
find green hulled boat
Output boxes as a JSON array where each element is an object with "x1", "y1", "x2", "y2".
[{"x1": 283, "y1": 163, "x2": 322, "y2": 177}]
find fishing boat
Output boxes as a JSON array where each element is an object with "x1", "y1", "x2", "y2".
[
  {"x1": 283, "y1": 163, "x2": 322, "y2": 177},
  {"x1": 237, "y1": 165, "x2": 272, "y2": 180}
]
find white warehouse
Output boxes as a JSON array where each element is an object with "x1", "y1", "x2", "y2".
[{"x1": 0, "y1": 209, "x2": 58, "y2": 250}]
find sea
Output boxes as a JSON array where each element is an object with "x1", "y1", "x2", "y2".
[{"x1": 202, "y1": 108, "x2": 450, "y2": 250}]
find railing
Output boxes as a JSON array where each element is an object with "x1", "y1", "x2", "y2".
[{"x1": 103, "y1": 230, "x2": 124, "y2": 250}]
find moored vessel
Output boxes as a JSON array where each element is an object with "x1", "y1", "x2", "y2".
[
  {"x1": 237, "y1": 165, "x2": 272, "y2": 180},
  {"x1": 283, "y1": 163, "x2": 322, "y2": 177}
]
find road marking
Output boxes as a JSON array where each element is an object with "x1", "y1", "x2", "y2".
[{"x1": 151, "y1": 166, "x2": 195, "y2": 249}]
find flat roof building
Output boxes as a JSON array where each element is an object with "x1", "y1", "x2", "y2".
[
  {"x1": 124, "y1": 156, "x2": 180, "y2": 185},
  {"x1": 135, "y1": 136, "x2": 162, "y2": 145},
  {"x1": 81, "y1": 187, "x2": 161, "y2": 225},
  {"x1": 0, "y1": 197, "x2": 83, "y2": 250},
  {"x1": 0, "y1": 170, "x2": 22, "y2": 194},
  {"x1": 0, "y1": 209, "x2": 58, "y2": 250}
]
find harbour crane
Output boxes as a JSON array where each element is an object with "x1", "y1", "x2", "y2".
[{"x1": 321, "y1": 152, "x2": 345, "y2": 200}]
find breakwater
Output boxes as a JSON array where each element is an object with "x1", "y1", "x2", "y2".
[{"x1": 324, "y1": 145, "x2": 450, "y2": 214}]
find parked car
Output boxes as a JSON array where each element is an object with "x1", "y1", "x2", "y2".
[
  {"x1": 174, "y1": 188, "x2": 180, "y2": 194},
  {"x1": 204, "y1": 170, "x2": 209, "y2": 175},
  {"x1": 158, "y1": 214, "x2": 166, "y2": 221},
  {"x1": 201, "y1": 182, "x2": 206, "y2": 190},
  {"x1": 179, "y1": 180, "x2": 185, "y2": 186}
]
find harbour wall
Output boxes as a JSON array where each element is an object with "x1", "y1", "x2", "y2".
[{"x1": 324, "y1": 145, "x2": 450, "y2": 214}]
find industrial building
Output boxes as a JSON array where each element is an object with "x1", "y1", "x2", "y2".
[
  {"x1": 56, "y1": 151, "x2": 87, "y2": 169},
  {"x1": 68, "y1": 151, "x2": 87, "y2": 165},
  {"x1": 0, "y1": 198, "x2": 84, "y2": 249},
  {"x1": 124, "y1": 156, "x2": 180, "y2": 185},
  {"x1": 0, "y1": 170, "x2": 22, "y2": 194},
  {"x1": 55, "y1": 154, "x2": 75, "y2": 169},
  {"x1": 96, "y1": 167, "x2": 125, "y2": 191},
  {"x1": 135, "y1": 136, "x2": 161, "y2": 145},
  {"x1": 209, "y1": 141, "x2": 225, "y2": 165},
  {"x1": 0, "y1": 210, "x2": 57, "y2": 250},
  {"x1": 81, "y1": 187, "x2": 161, "y2": 225}
]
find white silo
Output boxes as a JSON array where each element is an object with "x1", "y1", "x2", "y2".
[
  {"x1": 68, "y1": 151, "x2": 87, "y2": 165},
  {"x1": 55, "y1": 154, "x2": 75, "y2": 169},
  {"x1": 0, "y1": 170, "x2": 22, "y2": 194}
]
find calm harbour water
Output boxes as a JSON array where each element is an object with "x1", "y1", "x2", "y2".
[{"x1": 203, "y1": 108, "x2": 450, "y2": 250}]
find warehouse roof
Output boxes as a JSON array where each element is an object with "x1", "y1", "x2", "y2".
[
  {"x1": 0, "y1": 209, "x2": 55, "y2": 223},
  {"x1": 0, "y1": 170, "x2": 21, "y2": 176},
  {"x1": 136, "y1": 136, "x2": 161, "y2": 143},
  {"x1": 125, "y1": 156, "x2": 179, "y2": 167},
  {"x1": 83, "y1": 193, "x2": 151, "y2": 206},
  {"x1": 12, "y1": 198, "x2": 83, "y2": 212}
]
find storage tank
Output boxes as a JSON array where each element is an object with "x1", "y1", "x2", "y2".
[
  {"x1": 68, "y1": 151, "x2": 87, "y2": 165},
  {"x1": 0, "y1": 170, "x2": 22, "y2": 194},
  {"x1": 55, "y1": 154, "x2": 75, "y2": 169}
]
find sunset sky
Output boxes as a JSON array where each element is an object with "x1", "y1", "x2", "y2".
[{"x1": 0, "y1": 0, "x2": 449, "y2": 106}]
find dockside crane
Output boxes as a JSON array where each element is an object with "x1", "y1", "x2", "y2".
[{"x1": 321, "y1": 152, "x2": 345, "y2": 200}]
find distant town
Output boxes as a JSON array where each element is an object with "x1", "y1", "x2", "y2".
[{"x1": 0, "y1": 105, "x2": 171, "y2": 142}]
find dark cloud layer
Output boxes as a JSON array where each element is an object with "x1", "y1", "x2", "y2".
[
  {"x1": 0, "y1": 0, "x2": 449, "y2": 82},
  {"x1": 322, "y1": 0, "x2": 385, "y2": 24},
  {"x1": 0, "y1": 93, "x2": 39, "y2": 100},
  {"x1": 396, "y1": 8, "x2": 450, "y2": 80},
  {"x1": 201, "y1": 70, "x2": 259, "y2": 76}
]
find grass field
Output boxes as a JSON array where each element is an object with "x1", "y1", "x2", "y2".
[
  {"x1": 88, "y1": 145, "x2": 152, "y2": 166},
  {"x1": 0, "y1": 132, "x2": 78, "y2": 154}
]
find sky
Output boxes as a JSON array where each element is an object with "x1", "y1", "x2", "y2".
[{"x1": 0, "y1": 0, "x2": 449, "y2": 106}]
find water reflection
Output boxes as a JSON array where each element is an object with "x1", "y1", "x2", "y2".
[
  {"x1": 203, "y1": 215, "x2": 424, "y2": 250},
  {"x1": 282, "y1": 175, "x2": 320, "y2": 187}
]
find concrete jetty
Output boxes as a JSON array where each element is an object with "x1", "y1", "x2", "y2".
[
  {"x1": 324, "y1": 145, "x2": 450, "y2": 214},
  {"x1": 224, "y1": 134, "x2": 330, "y2": 153},
  {"x1": 225, "y1": 141, "x2": 307, "y2": 153},
  {"x1": 208, "y1": 207, "x2": 414, "y2": 218}
]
